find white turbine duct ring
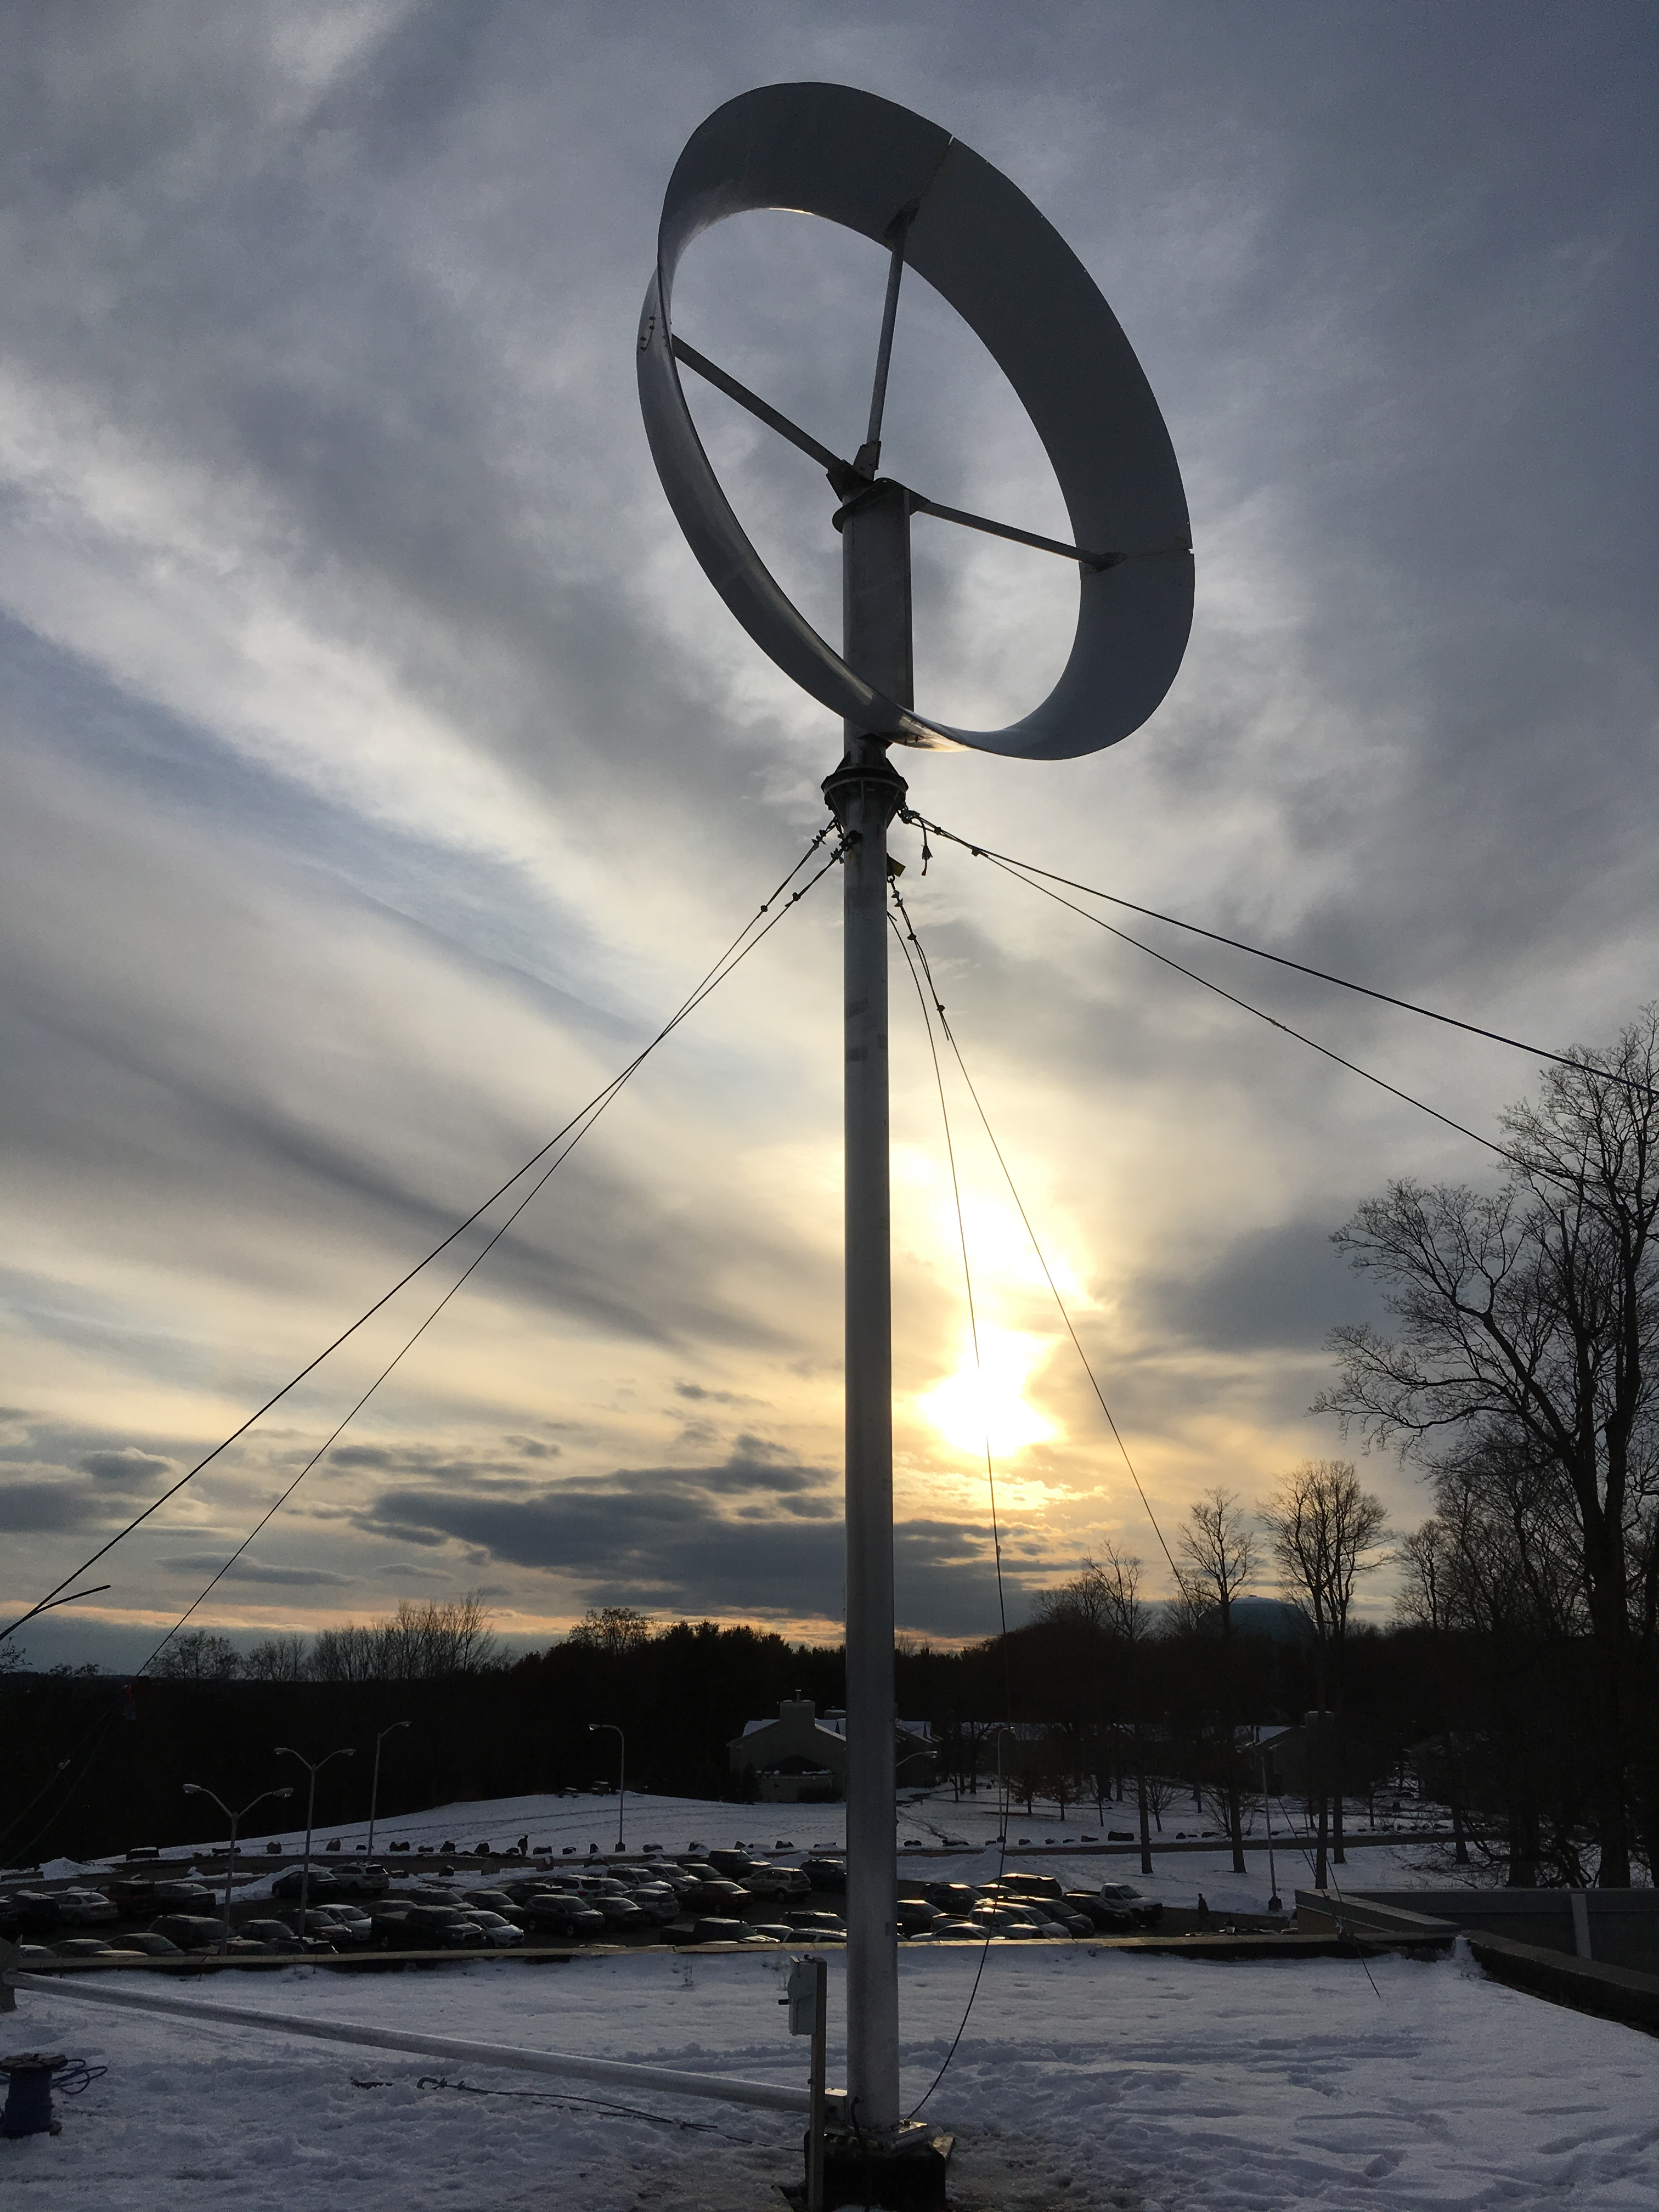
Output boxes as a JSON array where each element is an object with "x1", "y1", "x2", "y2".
[{"x1": 637, "y1": 80, "x2": 1192, "y2": 760}]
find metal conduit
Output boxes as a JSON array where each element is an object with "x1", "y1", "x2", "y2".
[{"x1": 15, "y1": 1973, "x2": 838, "y2": 2117}]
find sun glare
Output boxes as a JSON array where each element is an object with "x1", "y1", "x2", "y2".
[{"x1": 917, "y1": 1326, "x2": 1058, "y2": 1458}]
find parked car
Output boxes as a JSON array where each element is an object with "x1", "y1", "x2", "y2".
[
  {"x1": 120, "y1": 1932, "x2": 184, "y2": 1957},
  {"x1": 1090, "y1": 1882, "x2": 1163, "y2": 1929},
  {"x1": 54, "y1": 1937, "x2": 144, "y2": 1960},
  {"x1": 1, "y1": 1891, "x2": 64, "y2": 1936},
  {"x1": 922, "y1": 1882, "x2": 985, "y2": 1914},
  {"x1": 517, "y1": 1893, "x2": 606, "y2": 1940},
  {"x1": 991, "y1": 1872, "x2": 1065, "y2": 1902},
  {"x1": 705, "y1": 1850, "x2": 764, "y2": 1880},
  {"x1": 800, "y1": 1857, "x2": 847, "y2": 1894},
  {"x1": 616, "y1": 1863, "x2": 698, "y2": 1899},
  {"x1": 53, "y1": 1888, "x2": 118, "y2": 1927},
  {"x1": 967, "y1": 1905, "x2": 1065, "y2": 1940},
  {"x1": 241, "y1": 1918, "x2": 332, "y2": 1955},
  {"x1": 680, "y1": 1877, "x2": 751, "y2": 1915},
  {"x1": 270, "y1": 1869, "x2": 341, "y2": 1903},
  {"x1": 743, "y1": 1863, "x2": 812, "y2": 1900},
  {"x1": 457, "y1": 1910, "x2": 524, "y2": 1948},
  {"x1": 301, "y1": 1905, "x2": 375, "y2": 1946},
  {"x1": 108, "y1": 1877, "x2": 214, "y2": 1914},
  {"x1": 895, "y1": 1900, "x2": 945, "y2": 1937},
  {"x1": 616, "y1": 1884, "x2": 680, "y2": 1927},
  {"x1": 687, "y1": 1917, "x2": 775, "y2": 1945},
  {"x1": 326, "y1": 1865, "x2": 390, "y2": 1899},
  {"x1": 377, "y1": 1904, "x2": 486, "y2": 1950},
  {"x1": 582, "y1": 1891, "x2": 647, "y2": 1933},
  {"x1": 148, "y1": 1914, "x2": 229, "y2": 1952},
  {"x1": 460, "y1": 1888, "x2": 530, "y2": 1925}
]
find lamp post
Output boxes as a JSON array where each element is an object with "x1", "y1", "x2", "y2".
[
  {"x1": 588, "y1": 1724, "x2": 625, "y2": 1853},
  {"x1": 275, "y1": 1742, "x2": 354, "y2": 1931},
  {"x1": 365, "y1": 1720, "x2": 410, "y2": 1863},
  {"x1": 1259, "y1": 1750, "x2": 1282, "y2": 1915},
  {"x1": 182, "y1": 1782, "x2": 292, "y2": 1951}
]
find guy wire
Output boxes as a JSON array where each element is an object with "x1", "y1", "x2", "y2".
[
  {"x1": 133, "y1": 837, "x2": 845, "y2": 1679},
  {"x1": 1, "y1": 835, "x2": 842, "y2": 1856},
  {"x1": 900, "y1": 809, "x2": 1656, "y2": 1101},
  {"x1": 889, "y1": 883, "x2": 1178, "y2": 1579},
  {"x1": 3, "y1": 827, "x2": 838, "y2": 1650},
  {"x1": 889, "y1": 900, "x2": 1010, "y2": 2117}
]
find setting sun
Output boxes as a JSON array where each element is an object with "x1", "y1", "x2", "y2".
[{"x1": 916, "y1": 1326, "x2": 1059, "y2": 1458}]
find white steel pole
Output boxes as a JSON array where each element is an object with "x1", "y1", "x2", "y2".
[{"x1": 823, "y1": 476, "x2": 911, "y2": 2135}]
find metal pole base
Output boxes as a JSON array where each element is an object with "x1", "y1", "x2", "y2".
[{"x1": 808, "y1": 2122, "x2": 952, "y2": 2211}]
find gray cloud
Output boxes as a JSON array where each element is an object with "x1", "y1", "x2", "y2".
[
  {"x1": 355, "y1": 1471, "x2": 1030, "y2": 1638},
  {"x1": 156, "y1": 1554, "x2": 355, "y2": 1587},
  {"x1": 0, "y1": 3, "x2": 1651, "y2": 1647},
  {"x1": 1141, "y1": 1219, "x2": 1385, "y2": 1354},
  {"x1": 0, "y1": 1481, "x2": 114, "y2": 1534},
  {"x1": 79, "y1": 1449, "x2": 173, "y2": 1486}
]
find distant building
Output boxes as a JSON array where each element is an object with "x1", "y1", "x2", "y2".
[{"x1": 727, "y1": 1697, "x2": 937, "y2": 1803}]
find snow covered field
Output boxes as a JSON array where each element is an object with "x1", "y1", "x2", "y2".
[{"x1": 9, "y1": 1940, "x2": 1656, "y2": 2209}]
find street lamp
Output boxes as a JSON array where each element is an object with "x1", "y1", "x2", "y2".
[
  {"x1": 588, "y1": 1724, "x2": 625, "y2": 1853},
  {"x1": 274, "y1": 1742, "x2": 354, "y2": 1931},
  {"x1": 1259, "y1": 1750, "x2": 1282, "y2": 1915},
  {"x1": 182, "y1": 1782, "x2": 292, "y2": 1952},
  {"x1": 365, "y1": 1720, "x2": 411, "y2": 1863}
]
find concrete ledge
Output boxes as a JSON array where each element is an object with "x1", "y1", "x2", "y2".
[
  {"x1": 4, "y1": 1929, "x2": 1448, "y2": 1979},
  {"x1": 1467, "y1": 1932, "x2": 1659, "y2": 2037},
  {"x1": 1295, "y1": 1892, "x2": 1459, "y2": 1946}
]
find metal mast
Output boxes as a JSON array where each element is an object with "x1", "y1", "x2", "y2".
[{"x1": 822, "y1": 475, "x2": 910, "y2": 2133}]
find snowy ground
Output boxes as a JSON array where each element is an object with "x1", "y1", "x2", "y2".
[
  {"x1": 156, "y1": 1780, "x2": 1457, "y2": 1864},
  {"x1": 8, "y1": 1940, "x2": 1656, "y2": 2209}
]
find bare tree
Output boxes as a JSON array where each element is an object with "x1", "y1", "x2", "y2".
[
  {"x1": 566, "y1": 1605, "x2": 654, "y2": 1657},
  {"x1": 1395, "y1": 1519, "x2": 1449, "y2": 1633},
  {"x1": 1260, "y1": 1460, "x2": 1388, "y2": 1884},
  {"x1": 1176, "y1": 1487, "x2": 1256, "y2": 1872},
  {"x1": 243, "y1": 1633, "x2": 309, "y2": 1682},
  {"x1": 1317, "y1": 1011, "x2": 1659, "y2": 1882},
  {"x1": 308, "y1": 1593, "x2": 501, "y2": 1682},
  {"x1": 1177, "y1": 1488, "x2": 1255, "y2": 1634},
  {"x1": 1084, "y1": 1545, "x2": 1159, "y2": 1875},
  {"x1": 149, "y1": 1629, "x2": 240, "y2": 1680}
]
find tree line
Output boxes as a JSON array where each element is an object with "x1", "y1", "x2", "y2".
[{"x1": 4, "y1": 1014, "x2": 1650, "y2": 1882}]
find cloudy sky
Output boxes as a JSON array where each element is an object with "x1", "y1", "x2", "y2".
[{"x1": 2, "y1": 2, "x2": 1653, "y2": 1669}]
